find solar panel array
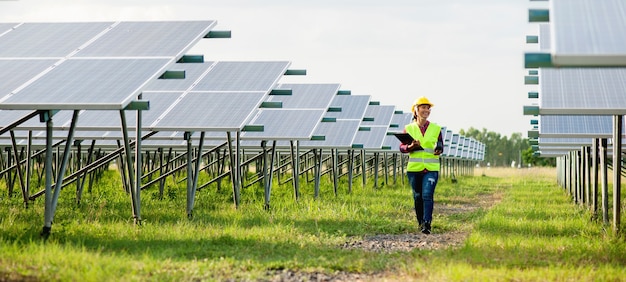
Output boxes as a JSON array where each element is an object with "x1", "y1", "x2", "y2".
[
  {"x1": 0, "y1": 20, "x2": 485, "y2": 164},
  {"x1": 0, "y1": 21, "x2": 216, "y2": 110},
  {"x1": 524, "y1": 0, "x2": 626, "y2": 156},
  {"x1": 524, "y1": 0, "x2": 624, "y2": 234},
  {"x1": 0, "y1": 20, "x2": 485, "y2": 235}
]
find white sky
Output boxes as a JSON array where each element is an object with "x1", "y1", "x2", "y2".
[{"x1": 0, "y1": 0, "x2": 547, "y2": 137}]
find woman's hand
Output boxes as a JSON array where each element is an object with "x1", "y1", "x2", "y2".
[{"x1": 407, "y1": 140, "x2": 421, "y2": 151}]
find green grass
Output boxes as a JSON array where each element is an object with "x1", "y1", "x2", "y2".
[{"x1": 0, "y1": 168, "x2": 624, "y2": 281}]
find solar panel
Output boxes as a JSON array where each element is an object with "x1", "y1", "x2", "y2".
[
  {"x1": 448, "y1": 134, "x2": 461, "y2": 158},
  {"x1": 241, "y1": 109, "x2": 325, "y2": 140},
  {"x1": 238, "y1": 83, "x2": 339, "y2": 141},
  {"x1": 539, "y1": 68, "x2": 626, "y2": 114},
  {"x1": 324, "y1": 95, "x2": 370, "y2": 120},
  {"x1": 0, "y1": 22, "x2": 114, "y2": 57},
  {"x1": 537, "y1": 137, "x2": 594, "y2": 147},
  {"x1": 271, "y1": 83, "x2": 340, "y2": 109},
  {"x1": 551, "y1": 0, "x2": 626, "y2": 66},
  {"x1": 59, "y1": 89, "x2": 268, "y2": 132},
  {"x1": 442, "y1": 130, "x2": 453, "y2": 157},
  {"x1": 75, "y1": 21, "x2": 216, "y2": 57},
  {"x1": 73, "y1": 91, "x2": 184, "y2": 130},
  {"x1": 0, "y1": 59, "x2": 58, "y2": 98},
  {"x1": 0, "y1": 58, "x2": 170, "y2": 110},
  {"x1": 455, "y1": 136, "x2": 466, "y2": 158},
  {"x1": 361, "y1": 104, "x2": 395, "y2": 126},
  {"x1": 539, "y1": 115, "x2": 621, "y2": 138},
  {"x1": 381, "y1": 112, "x2": 410, "y2": 150},
  {"x1": 299, "y1": 119, "x2": 361, "y2": 149},
  {"x1": 192, "y1": 61, "x2": 290, "y2": 92},
  {"x1": 352, "y1": 126, "x2": 389, "y2": 149},
  {"x1": 148, "y1": 91, "x2": 267, "y2": 131},
  {"x1": 451, "y1": 133, "x2": 459, "y2": 144},
  {"x1": 461, "y1": 137, "x2": 472, "y2": 159},
  {"x1": 143, "y1": 62, "x2": 217, "y2": 92},
  {"x1": 0, "y1": 21, "x2": 217, "y2": 112},
  {"x1": 376, "y1": 111, "x2": 411, "y2": 151},
  {"x1": 388, "y1": 112, "x2": 409, "y2": 132}
]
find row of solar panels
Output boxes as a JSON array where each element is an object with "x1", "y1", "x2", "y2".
[
  {"x1": 523, "y1": 0, "x2": 626, "y2": 157},
  {"x1": 0, "y1": 21, "x2": 484, "y2": 160}
]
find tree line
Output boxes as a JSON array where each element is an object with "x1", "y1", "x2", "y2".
[{"x1": 459, "y1": 127, "x2": 555, "y2": 167}]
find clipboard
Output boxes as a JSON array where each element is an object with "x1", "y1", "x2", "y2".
[{"x1": 393, "y1": 133, "x2": 414, "y2": 145}]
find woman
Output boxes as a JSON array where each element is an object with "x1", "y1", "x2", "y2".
[{"x1": 399, "y1": 96, "x2": 443, "y2": 234}]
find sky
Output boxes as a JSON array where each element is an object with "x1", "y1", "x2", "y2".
[{"x1": 0, "y1": 0, "x2": 548, "y2": 137}]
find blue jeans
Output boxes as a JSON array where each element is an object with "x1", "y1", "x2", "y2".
[{"x1": 407, "y1": 171, "x2": 439, "y2": 224}]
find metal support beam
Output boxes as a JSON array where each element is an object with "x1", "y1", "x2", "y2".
[
  {"x1": 592, "y1": 138, "x2": 599, "y2": 218},
  {"x1": 134, "y1": 103, "x2": 144, "y2": 225},
  {"x1": 25, "y1": 131, "x2": 32, "y2": 208},
  {"x1": 290, "y1": 140, "x2": 300, "y2": 200},
  {"x1": 347, "y1": 150, "x2": 354, "y2": 193},
  {"x1": 331, "y1": 149, "x2": 338, "y2": 196},
  {"x1": 226, "y1": 132, "x2": 240, "y2": 207},
  {"x1": 9, "y1": 130, "x2": 27, "y2": 207},
  {"x1": 314, "y1": 148, "x2": 322, "y2": 198},
  {"x1": 600, "y1": 138, "x2": 609, "y2": 224},
  {"x1": 41, "y1": 110, "x2": 79, "y2": 239},
  {"x1": 119, "y1": 110, "x2": 140, "y2": 225},
  {"x1": 612, "y1": 115, "x2": 622, "y2": 234}
]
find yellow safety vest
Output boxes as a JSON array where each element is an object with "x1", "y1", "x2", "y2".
[{"x1": 405, "y1": 122, "x2": 441, "y2": 172}]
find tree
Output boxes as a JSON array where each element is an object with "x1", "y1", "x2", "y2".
[{"x1": 459, "y1": 127, "x2": 554, "y2": 167}]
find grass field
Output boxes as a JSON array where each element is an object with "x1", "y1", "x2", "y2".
[{"x1": 0, "y1": 166, "x2": 624, "y2": 281}]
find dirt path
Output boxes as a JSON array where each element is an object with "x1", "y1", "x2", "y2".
[{"x1": 263, "y1": 192, "x2": 504, "y2": 281}]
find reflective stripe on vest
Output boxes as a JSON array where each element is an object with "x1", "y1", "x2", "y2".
[
  {"x1": 405, "y1": 122, "x2": 441, "y2": 172},
  {"x1": 409, "y1": 158, "x2": 440, "y2": 163}
]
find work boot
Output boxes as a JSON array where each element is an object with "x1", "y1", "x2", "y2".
[{"x1": 421, "y1": 222, "x2": 431, "y2": 234}]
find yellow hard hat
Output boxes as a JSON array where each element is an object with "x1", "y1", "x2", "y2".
[{"x1": 413, "y1": 96, "x2": 434, "y2": 108}]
